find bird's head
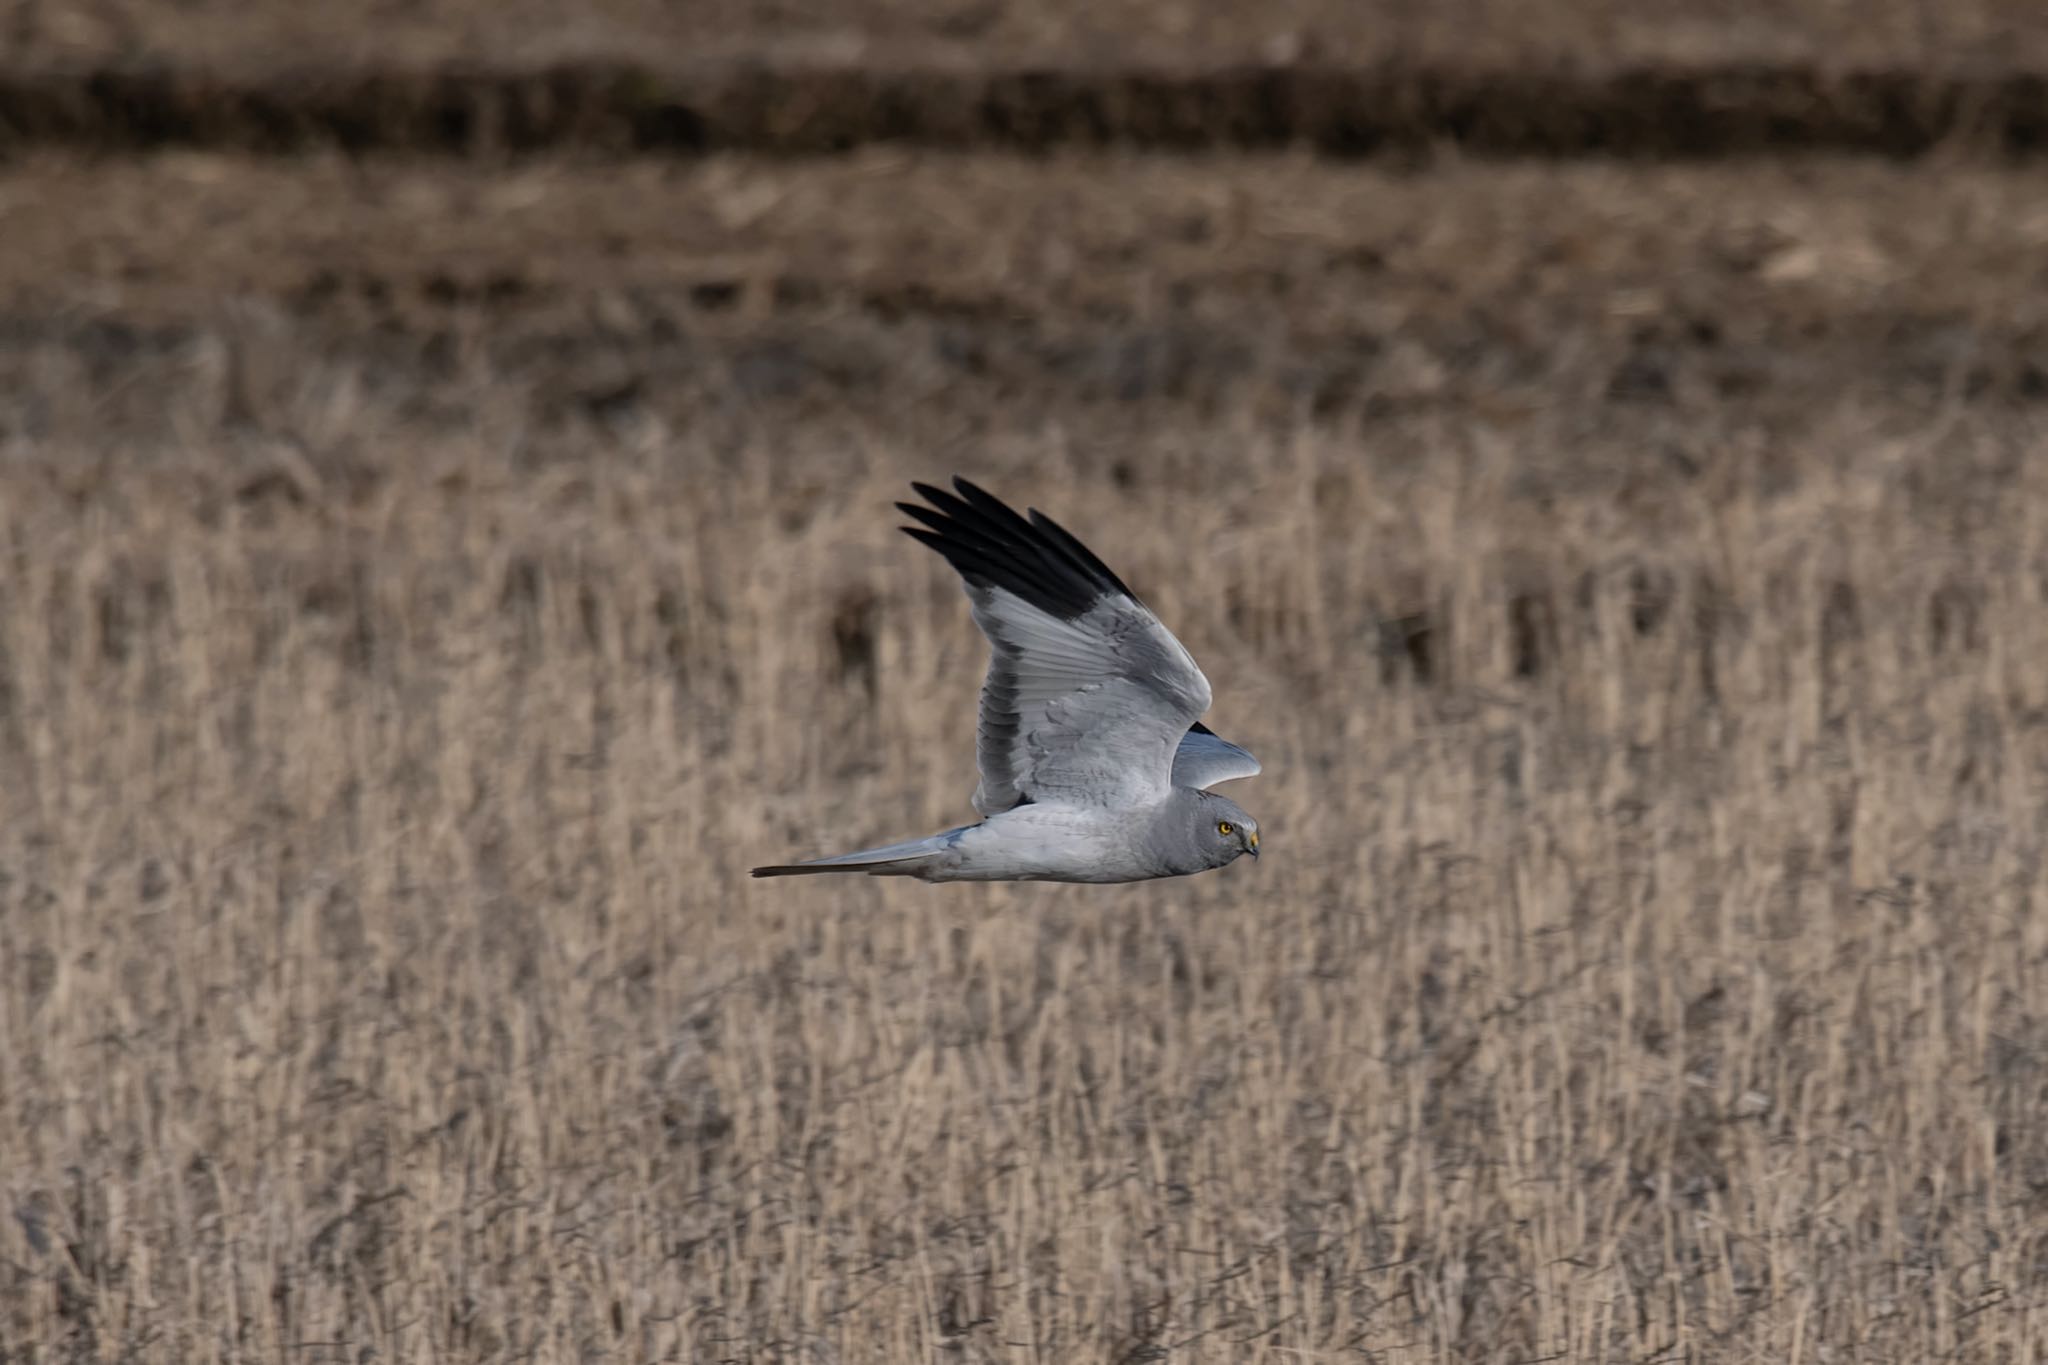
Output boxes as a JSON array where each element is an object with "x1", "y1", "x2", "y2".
[{"x1": 1195, "y1": 790, "x2": 1261, "y2": 866}]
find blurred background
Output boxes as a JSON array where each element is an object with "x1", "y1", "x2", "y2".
[{"x1": 4, "y1": 3, "x2": 2048, "y2": 1361}]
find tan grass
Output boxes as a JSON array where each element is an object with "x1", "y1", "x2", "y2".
[{"x1": 1, "y1": 352, "x2": 2045, "y2": 1363}]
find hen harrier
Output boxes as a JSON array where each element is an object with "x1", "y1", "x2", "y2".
[{"x1": 753, "y1": 477, "x2": 1262, "y2": 883}]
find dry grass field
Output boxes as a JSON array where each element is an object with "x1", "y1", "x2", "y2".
[{"x1": 4, "y1": 100, "x2": 2048, "y2": 1365}]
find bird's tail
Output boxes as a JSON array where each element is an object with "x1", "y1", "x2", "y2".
[{"x1": 751, "y1": 827, "x2": 966, "y2": 879}]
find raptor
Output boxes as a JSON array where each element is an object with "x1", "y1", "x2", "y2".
[{"x1": 753, "y1": 477, "x2": 1262, "y2": 882}]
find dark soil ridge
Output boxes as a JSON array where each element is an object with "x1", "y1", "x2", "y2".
[{"x1": 3, "y1": 60, "x2": 2048, "y2": 158}]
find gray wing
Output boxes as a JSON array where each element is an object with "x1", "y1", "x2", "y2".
[
  {"x1": 1172, "y1": 723, "x2": 1261, "y2": 789},
  {"x1": 900, "y1": 477, "x2": 1212, "y2": 815}
]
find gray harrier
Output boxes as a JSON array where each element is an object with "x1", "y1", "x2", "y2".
[{"x1": 753, "y1": 477, "x2": 1262, "y2": 883}]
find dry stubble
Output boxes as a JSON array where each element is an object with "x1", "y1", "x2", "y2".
[
  {"x1": 1, "y1": 365, "x2": 2045, "y2": 1362},
  {"x1": 6, "y1": 136, "x2": 2048, "y2": 1362}
]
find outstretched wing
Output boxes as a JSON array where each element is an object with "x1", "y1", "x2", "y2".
[
  {"x1": 1172, "y1": 722, "x2": 1261, "y2": 789},
  {"x1": 900, "y1": 477, "x2": 1212, "y2": 815}
]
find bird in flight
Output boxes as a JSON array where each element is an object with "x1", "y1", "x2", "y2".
[{"x1": 753, "y1": 477, "x2": 1262, "y2": 883}]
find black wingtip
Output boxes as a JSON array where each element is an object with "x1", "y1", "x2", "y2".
[
  {"x1": 898, "y1": 476, "x2": 1135, "y2": 621},
  {"x1": 1025, "y1": 506, "x2": 1137, "y2": 602}
]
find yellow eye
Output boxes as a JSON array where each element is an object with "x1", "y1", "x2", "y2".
[{"x1": 1217, "y1": 821, "x2": 1234, "y2": 836}]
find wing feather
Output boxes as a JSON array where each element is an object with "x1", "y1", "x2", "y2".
[
  {"x1": 1171, "y1": 723, "x2": 1262, "y2": 789},
  {"x1": 900, "y1": 477, "x2": 1213, "y2": 814}
]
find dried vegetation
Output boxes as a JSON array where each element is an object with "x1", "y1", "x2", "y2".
[{"x1": 1, "y1": 65, "x2": 2047, "y2": 1365}]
